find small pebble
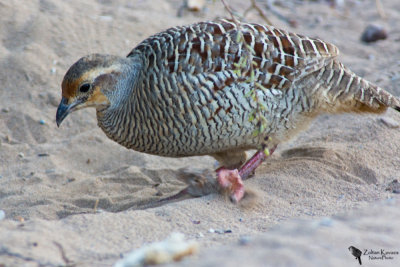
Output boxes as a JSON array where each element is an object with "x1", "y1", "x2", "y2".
[
  {"x1": 314, "y1": 15, "x2": 323, "y2": 24},
  {"x1": 208, "y1": 228, "x2": 215, "y2": 233},
  {"x1": 332, "y1": 0, "x2": 345, "y2": 9},
  {"x1": 361, "y1": 24, "x2": 387, "y2": 43},
  {"x1": 386, "y1": 196, "x2": 396, "y2": 205},
  {"x1": 192, "y1": 220, "x2": 201, "y2": 224},
  {"x1": 187, "y1": 0, "x2": 205, "y2": 11},
  {"x1": 50, "y1": 67, "x2": 56, "y2": 74},
  {"x1": 391, "y1": 74, "x2": 400, "y2": 82},
  {"x1": 0, "y1": 210, "x2": 5, "y2": 221},
  {"x1": 197, "y1": 232, "x2": 204, "y2": 238},
  {"x1": 39, "y1": 119, "x2": 46, "y2": 125},
  {"x1": 38, "y1": 92, "x2": 46, "y2": 99},
  {"x1": 15, "y1": 216, "x2": 24, "y2": 222},
  {"x1": 47, "y1": 93, "x2": 60, "y2": 107},
  {"x1": 18, "y1": 152, "x2": 24, "y2": 158},
  {"x1": 1, "y1": 108, "x2": 9, "y2": 113},
  {"x1": 368, "y1": 54, "x2": 375, "y2": 61},
  {"x1": 38, "y1": 153, "x2": 49, "y2": 157},
  {"x1": 214, "y1": 229, "x2": 232, "y2": 234},
  {"x1": 319, "y1": 217, "x2": 334, "y2": 227},
  {"x1": 386, "y1": 179, "x2": 400, "y2": 194},
  {"x1": 305, "y1": 211, "x2": 315, "y2": 216},
  {"x1": 99, "y1": 15, "x2": 113, "y2": 22},
  {"x1": 379, "y1": 117, "x2": 399, "y2": 129},
  {"x1": 239, "y1": 235, "x2": 251, "y2": 246},
  {"x1": 96, "y1": 209, "x2": 104, "y2": 213}
]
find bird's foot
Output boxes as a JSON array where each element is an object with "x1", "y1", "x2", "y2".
[
  {"x1": 216, "y1": 145, "x2": 278, "y2": 203},
  {"x1": 154, "y1": 145, "x2": 278, "y2": 205},
  {"x1": 217, "y1": 168, "x2": 245, "y2": 203}
]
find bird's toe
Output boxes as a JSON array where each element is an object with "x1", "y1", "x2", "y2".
[{"x1": 217, "y1": 168, "x2": 245, "y2": 203}]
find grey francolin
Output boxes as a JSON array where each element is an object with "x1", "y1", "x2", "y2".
[{"x1": 56, "y1": 20, "x2": 400, "y2": 203}]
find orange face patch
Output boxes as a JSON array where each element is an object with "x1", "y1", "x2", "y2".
[
  {"x1": 61, "y1": 70, "x2": 93, "y2": 100},
  {"x1": 61, "y1": 78, "x2": 79, "y2": 100},
  {"x1": 61, "y1": 65, "x2": 118, "y2": 100},
  {"x1": 86, "y1": 86, "x2": 110, "y2": 106}
]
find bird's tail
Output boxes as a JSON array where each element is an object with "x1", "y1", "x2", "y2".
[
  {"x1": 318, "y1": 60, "x2": 400, "y2": 114},
  {"x1": 358, "y1": 256, "x2": 362, "y2": 265}
]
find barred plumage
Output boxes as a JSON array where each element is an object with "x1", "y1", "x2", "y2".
[{"x1": 57, "y1": 20, "x2": 400, "y2": 202}]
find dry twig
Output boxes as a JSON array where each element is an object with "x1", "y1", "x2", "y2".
[
  {"x1": 244, "y1": 0, "x2": 273, "y2": 25},
  {"x1": 220, "y1": 0, "x2": 241, "y2": 24},
  {"x1": 220, "y1": 0, "x2": 269, "y2": 136},
  {"x1": 375, "y1": 0, "x2": 386, "y2": 19},
  {"x1": 53, "y1": 241, "x2": 75, "y2": 266}
]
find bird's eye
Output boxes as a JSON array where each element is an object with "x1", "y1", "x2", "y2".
[{"x1": 79, "y1": 83, "x2": 91, "y2": 93}]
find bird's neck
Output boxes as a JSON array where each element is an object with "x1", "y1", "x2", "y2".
[
  {"x1": 96, "y1": 56, "x2": 143, "y2": 146},
  {"x1": 110, "y1": 56, "x2": 142, "y2": 110}
]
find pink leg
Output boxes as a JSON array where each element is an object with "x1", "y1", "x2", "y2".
[{"x1": 217, "y1": 145, "x2": 277, "y2": 203}]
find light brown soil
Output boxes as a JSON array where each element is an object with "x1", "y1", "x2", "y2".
[{"x1": 0, "y1": 0, "x2": 399, "y2": 266}]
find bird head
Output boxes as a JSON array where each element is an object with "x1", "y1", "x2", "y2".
[{"x1": 56, "y1": 54, "x2": 124, "y2": 127}]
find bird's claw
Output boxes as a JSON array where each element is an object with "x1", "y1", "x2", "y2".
[{"x1": 217, "y1": 168, "x2": 245, "y2": 203}]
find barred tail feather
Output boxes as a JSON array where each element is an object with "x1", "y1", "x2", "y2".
[
  {"x1": 356, "y1": 81, "x2": 400, "y2": 114},
  {"x1": 323, "y1": 60, "x2": 400, "y2": 114}
]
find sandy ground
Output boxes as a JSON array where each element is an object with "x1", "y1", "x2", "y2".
[{"x1": 1, "y1": 0, "x2": 400, "y2": 266}]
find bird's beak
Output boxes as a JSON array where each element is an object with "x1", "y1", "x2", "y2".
[{"x1": 56, "y1": 97, "x2": 80, "y2": 127}]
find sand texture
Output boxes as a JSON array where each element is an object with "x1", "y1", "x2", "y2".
[{"x1": 0, "y1": 0, "x2": 400, "y2": 266}]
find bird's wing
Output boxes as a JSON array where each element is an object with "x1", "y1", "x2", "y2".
[{"x1": 128, "y1": 20, "x2": 339, "y2": 93}]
